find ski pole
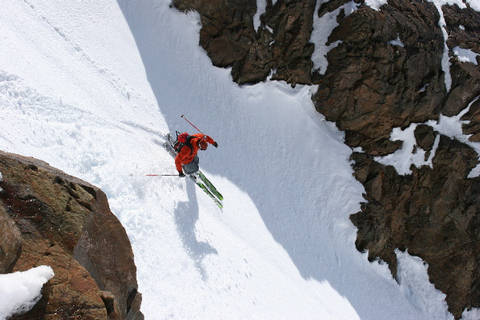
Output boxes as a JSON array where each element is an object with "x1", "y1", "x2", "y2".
[
  {"x1": 181, "y1": 115, "x2": 203, "y2": 134},
  {"x1": 145, "y1": 174, "x2": 179, "y2": 177}
]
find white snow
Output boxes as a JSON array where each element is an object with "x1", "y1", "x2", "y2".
[
  {"x1": 462, "y1": 308, "x2": 480, "y2": 320},
  {"x1": 419, "y1": 83, "x2": 430, "y2": 93},
  {"x1": 375, "y1": 123, "x2": 440, "y2": 175},
  {"x1": 453, "y1": 46, "x2": 479, "y2": 65},
  {"x1": 376, "y1": 96, "x2": 480, "y2": 177},
  {"x1": 0, "y1": 171, "x2": 3, "y2": 182},
  {"x1": 311, "y1": 1, "x2": 359, "y2": 74},
  {"x1": 459, "y1": 25, "x2": 465, "y2": 30},
  {"x1": 0, "y1": 266, "x2": 54, "y2": 320},
  {"x1": 428, "y1": 0, "x2": 453, "y2": 92},
  {"x1": 396, "y1": 251, "x2": 452, "y2": 319},
  {"x1": 0, "y1": 0, "x2": 464, "y2": 319},
  {"x1": 427, "y1": 96, "x2": 480, "y2": 178},
  {"x1": 254, "y1": 0, "x2": 267, "y2": 31},
  {"x1": 467, "y1": 0, "x2": 480, "y2": 11},
  {"x1": 389, "y1": 36, "x2": 405, "y2": 47},
  {"x1": 365, "y1": 0, "x2": 388, "y2": 11}
]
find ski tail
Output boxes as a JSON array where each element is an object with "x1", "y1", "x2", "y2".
[
  {"x1": 189, "y1": 174, "x2": 223, "y2": 209},
  {"x1": 197, "y1": 171, "x2": 223, "y2": 201}
]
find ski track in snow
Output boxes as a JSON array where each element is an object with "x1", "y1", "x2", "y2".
[{"x1": 0, "y1": 0, "x2": 472, "y2": 319}]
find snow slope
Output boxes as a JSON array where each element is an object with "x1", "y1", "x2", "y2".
[{"x1": 0, "y1": 0, "x2": 464, "y2": 319}]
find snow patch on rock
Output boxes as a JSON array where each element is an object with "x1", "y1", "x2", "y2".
[
  {"x1": 311, "y1": 1, "x2": 359, "y2": 74},
  {"x1": 0, "y1": 266, "x2": 54, "y2": 319},
  {"x1": 374, "y1": 124, "x2": 440, "y2": 175},
  {"x1": 376, "y1": 96, "x2": 480, "y2": 177},
  {"x1": 388, "y1": 36, "x2": 404, "y2": 47},
  {"x1": 254, "y1": 0, "x2": 267, "y2": 31},
  {"x1": 453, "y1": 46, "x2": 479, "y2": 65},
  {"x1": 365, "y1": 0, "x2": 388, "y2": 11}
]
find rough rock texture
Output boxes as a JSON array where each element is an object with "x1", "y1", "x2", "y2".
[
  {"x1": 443, "y1": 4, "x2": 480, "y2": 118},
  {"x1": 171, "y1": 0, "x2": 480, "y2": 318},
  {"x1": 350, "y1": 134, "x2": 480, "y2": 317},
  {"x1": 0, "y1": 151, "x2": 143, "y2": 320},
  {"x1": 315, "y1": 2, "x2": 480, "y2": 318},
  {"x1": 0, "y1": 205, "x2": 21, "y2": 273},
  {"x1": 314, "y1": 0, "x2": 451, "y2": 154},
  {"x1": 173, "y1": 0, "x2": 317, "y2": 84}
]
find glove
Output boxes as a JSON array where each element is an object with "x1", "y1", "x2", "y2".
[
  {"x1": 213, "y1": 141, "x2": 218, "y2": 148},
  {"x1": 179, "y1": 172, "x2": 185, "y2": 177}
]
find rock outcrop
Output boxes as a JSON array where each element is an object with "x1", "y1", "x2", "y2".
[
  {"x1": 172, "y1": 0, "x2": 480, "y2": 318},
  {"x1": 173, "y1": 0, "x2": 317, "y2": 84},
  {"x1": 350, "y1": 133, "x2": 480, "y2": 317},
  {"x1": 0, "y1": 150, "x2": 143, "y2": 320}
]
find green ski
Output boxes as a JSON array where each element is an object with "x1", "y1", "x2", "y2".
[
  {"x1": 197, "y1": 171, "x2": 223, "y2": 201},
  {"x1": 192, "y1": 177, "x2": 223, "y2": 209}
]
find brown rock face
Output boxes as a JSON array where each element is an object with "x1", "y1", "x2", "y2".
[
  {"x1": 170, "y1": 0, "x2": 480, "y2": 318},
  {"x1": 0, "y1": 205, "x2": 21, "y2": 273},
  {"x1": 443, "y1": 4, "x2": 480, "y2": 118},
  {"x1": 172, "y1": 0, "x2": 317, "y2": 84},
  {"x1": 462, "y1": 98, "x2": 480, "y2": 142},
  {"x1": 350, "y1": 134, "x2": 480, "y2": 318},
  {"x1": 0, "y1": 151, "x2": 143, "y2": 320},
  {"x1": 313, "y1": 0, "x2": 448, "y2": 153}
]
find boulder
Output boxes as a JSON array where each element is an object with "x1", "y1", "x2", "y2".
[{"x1": 0, "y1": 151, "x2": 143, "y2": 320}]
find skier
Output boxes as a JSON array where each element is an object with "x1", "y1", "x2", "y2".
[{"x1": 174, "y1": 133, "x2": 218, "y2": 177}]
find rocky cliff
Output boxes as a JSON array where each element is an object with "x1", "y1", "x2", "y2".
[
  {"x1": 0, "y1": 150, "x2": 143, "y2": 320},
  {"x1": 172, "y1": 0, "x2": 480, "y2": 318}
]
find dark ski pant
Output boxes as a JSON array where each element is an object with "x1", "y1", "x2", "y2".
[{"x1": 183, "y1": 156, "x2": 199, "y2": 174}]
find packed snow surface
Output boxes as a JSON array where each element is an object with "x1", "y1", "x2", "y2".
[
  {"x1": 453, "y1": 46, "x2": 480, "y2": 65},
  {"x1": 0, "y1": 0, "x2": 468, "y2": 319},
  {"x1": 0, "y1": 266, "x2": 54, "y2": 320}
]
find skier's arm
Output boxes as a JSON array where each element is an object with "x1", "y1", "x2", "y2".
[
  {"x1": 205, "y1": 135, "x2": 217, "y2": 147},
  {"x1": 194, "y1": 134, "x2": 218, "y2": 147}
]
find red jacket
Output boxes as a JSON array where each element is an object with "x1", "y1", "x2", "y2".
[{"x1": 175, "y1": 134, "x2": 216, "y2": 173}]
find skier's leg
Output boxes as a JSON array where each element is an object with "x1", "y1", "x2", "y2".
[{"x1": 182, "y1": 156, "x2": 199, "y2": 175}]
